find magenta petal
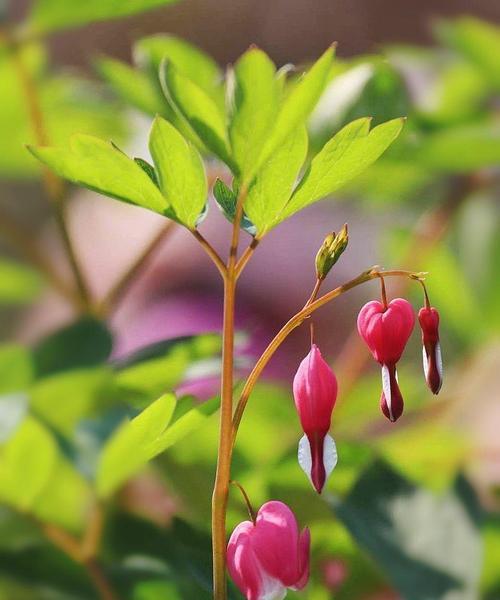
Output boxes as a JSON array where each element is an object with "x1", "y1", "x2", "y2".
[
  {"x1": 293, "y1": 528, "x2": 311, "y2": 590},
  {"x1": 227, "y1": 521, "x2": 263, "y2": 600}
]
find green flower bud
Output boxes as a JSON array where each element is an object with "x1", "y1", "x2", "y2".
[{"x1": 315, "y1": 224, "x2": 349, "y2": 280}]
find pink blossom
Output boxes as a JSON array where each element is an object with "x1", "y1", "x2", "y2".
[
  {"x1": 227, "y1": 501, "x2": 310, "y2": 600},
  {"x1": 418, "y1": 306, "x2": 443, "y2": 394},
  {"x1": 357, "y1": 299, "x2": 415, "y2": 421},
  {"x1": 293, "y1": 344, "x2": 338, "y2": 493}
]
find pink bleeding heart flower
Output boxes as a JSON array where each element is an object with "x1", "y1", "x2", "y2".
[
  {"x1": 227, "y1": 500, "x2": 310, "y2": 600},
  {"x1": 293, "y1": 344, "x2": 338, "y2": 493},
  {"x1": 418, "y1": 306, "x2": 443, "y2": 394},
  {"x1": 357, "y1": 298, "x2": 415, "y2": 422}
]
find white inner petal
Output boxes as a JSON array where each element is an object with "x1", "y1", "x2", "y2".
[
  {"x1": 323, "y1": 434, "x2": 338, "y2": 480},
  {"x1": 436, "y1": 341, "x2": 443, "y2": 381},
  {"x1": 298, "y1": 434, "x2": 313, "y2": 487},
  {"x1": 381, "y1": 364, "x2": 394, "y2": 421},
  {"x1": 259, "y1": 567, "x2": 287, "y2": 600},
  {"x1": 297, "y1": 434, "x2": 338, "y2": 491},
  {"x1": 422, "y1": 345, "x2": 429, "y2": 378}
]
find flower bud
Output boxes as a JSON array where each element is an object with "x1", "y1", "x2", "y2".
[
  {"x1": 315, "y1": 225, "x2": 349, "y2": 280},
  {"x1": 293, "y1": 344, "x2": 338, "y2": 493},
  {"x1": 227, "y1": 501, "x2": 310, "y2": 600},
  {"x1": 418, "y1": 306, "x2": 443, "y2": 394},
  {"x1": 357, "y1": 298, "x2": 415, "y2": 422}
]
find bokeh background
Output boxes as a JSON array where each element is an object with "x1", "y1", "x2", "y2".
[{"x1": 0, "y1": 0, "x2": 499, "y2": 599}]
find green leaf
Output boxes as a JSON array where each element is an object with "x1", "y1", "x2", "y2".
[
  {"x1": 335, "y1": 461, "x2": 482, "y2": 600},
  {"x1": 279, "y1": 117, "x2": 404, "y2": 222},
  {"x1": 415, "y1": 123, "x2": 500, "y2": 172},
  {"x1": 244, "y1": 126, "x2": 308, "y2": 234},
  {"x1": 229, "y1": 48, "x2": 280, "y2": 178},
  {"x1": 29, "y1": 0, "x2": 179, "y2": 34},
  {"x1": 96, "y1": 393, "x2": 219, "y2": 498},
  {"x1": 96, "y1": 393, "x2": 176, "y2": 498},
  {"x1": 436, "y1": 17, "x2": 500, "y2": 90},
  {"x1": 32, "y1": 317, "x2": 113, "y2": 378},
  {"x1": 0, "y1": 417, "x2": 91, "y2": 531},
  {"x1": 161, "y1": 64, "x2": 232, "y2": 167},
  {"x1": 212, "y1": 179, "x2": 256, "y2": 236},
  {"x1": 253, "y1": 46, "x2": 335, "y2": 180},
  {"x1": 97, "y1": 57, "x2": 164, "y2": 116},
  {"x1": 0, "y1": 345, "x2": 33, "y2": 394},
  {"x1": 0, "y1": 259, "x2": 42, "y2": 305},
  {"x1": 149, "y1": 117, "x2": 207, "y2": 228},
  {"x1": 112, "y1": 334, "x2": 221, "y2": 408},
  {"x1": 29, "y1": 134, "x2": 169, "y2": 214},
  {"x1": 135, "y1": 35, "x2": 221, "y2": 99}
]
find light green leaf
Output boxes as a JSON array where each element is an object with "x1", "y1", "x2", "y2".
[
  {"x1": 0, "y1": 417, "x2": 91, "y2": 531},
  {"x1": 96, "y1": 57, "x2": 164, "y2": 116},
  {"x1": 279, "y1": 117, "x2": 404, "y2": 222},
  {"x1": 229, "y1": 48, "x2": 280, "y2": 178},
  {"x1": 436, "y1": 17, "x2": 500, "y2": 90},
  {"x1": 161, "y1": 64, "x2": 232, "y2": 167},
  {"x1": 97, "y1": 393, "x2": 176, "y2": 498},
  {"x1": 29, "y1": 0, "x2": 179, "y2": 34},
  {"x1": 135, "y1": 35, "x2": 221, "y2": 99},
  {"x1": 245, "y1": 127, "x2": 308, "y2": 234},
  {"x1": 253, "y1": 46, "x2": 335, "y2": 180},
  {"x1": 149, "y1": 117, "x2": 207, "y2": 228},
  {"x1": 29, "y1": 134, "x2": 169, "y2": 215},
  {"x1": 0, "y1": 259, "x2": 42, "y2": 305},
  {"x1": 97, "y1": 393, "x2": 219, "y2": 498}
]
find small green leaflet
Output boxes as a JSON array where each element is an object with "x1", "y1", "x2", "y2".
[
  {"x1": 161, "y1": 63, "x2": 233, "y2": 168},
  {"x1": 149, "y1": 117, "x2": 207, "y2": 228},
  {"x1": 29, "y1": 0, "x2": 179, "y2": 34},
  {"x1": 229, "y1": 48, "x2": 280, "y2": 179},
  {"x1": 244, "y1": 126, "x2": 308, "y2": 234},
  {"x1": 29, "y1": 134, "x2": 169, "y2": 215},
  {"x1": 250, "y1": 46, "x2": 335, "y2": 181},
  {"x1": 278, "y1": 117, "x2": 405, "y2": 223},
  {"x1": 96, "y1": 393, "x2": 219, "y2": 498},
  {"x1": 212, "y1": 179, "x2": 256, "y2": 236}
]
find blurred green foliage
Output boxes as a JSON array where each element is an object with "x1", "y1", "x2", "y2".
[{"x1": 0, "y1": 2, "x2": 499, "y2": 599}]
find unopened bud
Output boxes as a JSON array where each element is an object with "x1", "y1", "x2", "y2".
[{"x1": 315, "y1": 225, "x2": 349, "y2": 280}]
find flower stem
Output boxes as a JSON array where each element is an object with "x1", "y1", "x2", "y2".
[
  {"x1": 230, "y1": 480, "x2": 257, "y2": 524},
  {"x1": 231, "y1": 268, "x2": 424, "y2": 441},
  {"x1": 212, "y1": 185, "x2": 248, "y2": 600}
]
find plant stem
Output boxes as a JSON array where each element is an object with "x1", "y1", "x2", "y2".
[
  {"x1": 0, "y1": 205, "x2": 78, "y2": 305},
  {"x1": 235, "y1": 237, "x2": 260, "y2": 279},
  {"x1": 97, "y1": 220, "x2": 177, "y2": 316},
  {"x1": 9, "y1": 38, "x2": 93, "y2": 311},
  {"x1": 192, "y1": 229, "x2": 228, "y2": 280},
  {"x1": 212, "y1": 185, "x2": 247, "y2": 600},
  {"x1": 231, "y1": 268, "x2": 423, "y2": 441}
]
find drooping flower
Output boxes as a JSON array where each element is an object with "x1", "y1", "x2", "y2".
[
  {"x1": 293, "y1": 344, "x2": 338, "y2": 493},
  {"x1": 357, "y1": 298, "x2": 415, "y2": 422},
  {"x1": 227, "y1": 500, "x2": 310, "y2": 600},
  {"x1": 418, "y1": 306, "x2": 443, "y2": 394}
]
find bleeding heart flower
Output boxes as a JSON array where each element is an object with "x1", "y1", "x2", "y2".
[
  {"x1": 293, "y1": 344, "x2": 338, "y2": 493},
  {"x1": 418, "y1": 306, "x2": 443, "y2": 394},
  {"x1": 227, "y1": 500, "x2": 310, "y2": 600},
  {"x1": 357, "y1": 298, "x2": 415, "y2": 422}
]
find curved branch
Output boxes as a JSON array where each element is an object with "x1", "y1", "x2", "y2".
[{"x1": 231, "y1": 268, "x2": 424, "y2": 442}]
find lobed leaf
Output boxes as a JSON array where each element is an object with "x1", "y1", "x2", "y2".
[
  {"x1": 161, "y1": 64, "x2": 232, "y2": 167},
  {"x1": 149, "y1": 117, "x2": 207, "y2": 228},
  {"x1": 229, "y1": 48, "x2": 280, "y2": 179},
  {"x1": 244, "y1": 126, "x2": 308, "y2": 234},
  {"x1": 252, "y1": 46, "x2": 335, "y2": 180},
  {"x1": 278, "y1": 117, "x2": 404, "y2": 223},
  {"x1": 29, "y1": 134, "x2": 169, "y2": 215}
]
